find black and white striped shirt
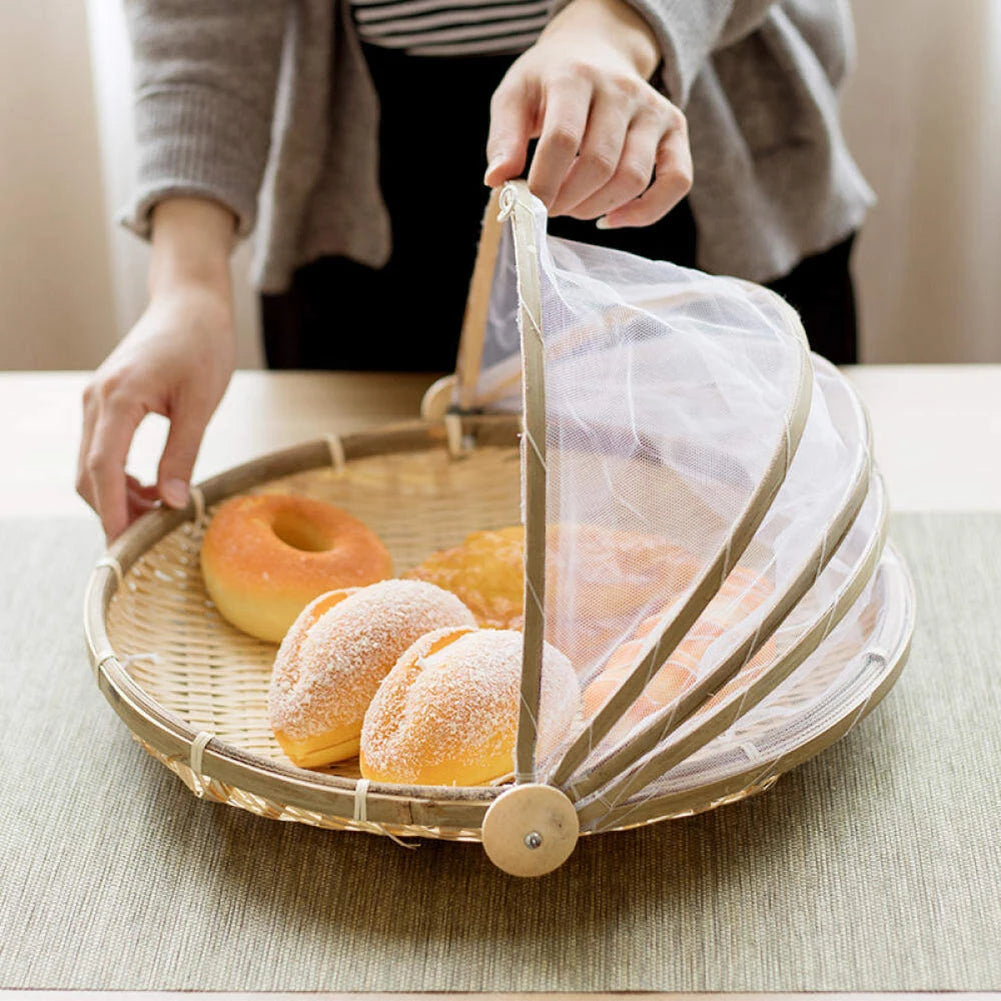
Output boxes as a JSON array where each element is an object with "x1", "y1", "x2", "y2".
[{"x1": 351, "y1": 0, "x2": 548, "y2": 57}]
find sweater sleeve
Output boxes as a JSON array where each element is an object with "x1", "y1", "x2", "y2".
[{"x1": 119, "y1": 1, "x2": 288, "y2": 240}]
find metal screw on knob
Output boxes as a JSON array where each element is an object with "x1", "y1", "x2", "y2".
[{"x1": 524, "y1": 831, "x2": 543, "y2": 850}]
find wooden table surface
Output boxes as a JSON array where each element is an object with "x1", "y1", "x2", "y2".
[
  {"x1": 3, "y1": 365, "x2": 1001, "y2": 520},
  {"x1": 2, "y1": 367, "x2": 998, "y2": 1001}
]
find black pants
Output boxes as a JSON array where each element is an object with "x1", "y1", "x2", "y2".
[{"x1": 262, "y1": 44, "x2": 858, "y2": 371}]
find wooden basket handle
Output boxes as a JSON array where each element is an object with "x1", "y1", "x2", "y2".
[{"x1": 420, "y1": 185, "x2": 509, "y2": 420}]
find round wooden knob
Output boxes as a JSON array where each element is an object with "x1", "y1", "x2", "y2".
[{"x1": 481, "y1": 783, "x2": 579, "y2": 877}]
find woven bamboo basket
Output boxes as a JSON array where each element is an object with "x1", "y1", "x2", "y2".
[{"x1": 84, "y1": 182, "x2": 915, "y2": 875}]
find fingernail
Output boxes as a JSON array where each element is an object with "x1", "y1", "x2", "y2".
[
  {"x1": 484, "y1": 156, "x2": 504, "y2": 183},
  {"x1": 595, "y1": 216, "x2": 613, "y2": 230},
  {"x1": 162, "y1": 478, "x2": 189, "y2": 508}
]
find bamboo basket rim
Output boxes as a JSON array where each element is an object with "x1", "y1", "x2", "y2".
[{"x1": 83, "y1": 417, "x2": 911, "y2": 838}]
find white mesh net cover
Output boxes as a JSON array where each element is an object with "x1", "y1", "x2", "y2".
[{"x1": 458, "y1": 183, "x2": 913, "y2": 825}]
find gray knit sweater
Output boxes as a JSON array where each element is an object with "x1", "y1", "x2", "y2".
[{"x1": 121, "y1": 0, "x2": 873, "y2": 291}]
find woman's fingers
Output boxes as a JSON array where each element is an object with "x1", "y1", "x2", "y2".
[
  {"x1": 157, "y1": 402, "x2": 210, "y2": 509},
  {"x1": 599, "y1": 119, "x2": 693, "y2": 228},
  {"x1": 549, "y1": 91, "x2": 632, "y2": 217},
  {"x1": 493, "y1": 68, "x2": 688, "y2": 228},
  {"x1": 79, "y1": 395, "x2": 215, "y2": 537},
  {"x1": 526, "y1": 76, "x2": 591, "y2": 208},
  {"x1": 87, "y1": 395, "x2": 145, "y2": 542},
  {"x1": 485, "y1": 76, "x2": 536, "y2": 187},
  {"x1": 78, "y1": 386, "x2": 159, "y2": 534},
  {"x1": 562, "y1": 107, "x2": 662, "y2": 220},
  {"x1": 485, "y1": 0, "x2": 692, "y2": 226}
]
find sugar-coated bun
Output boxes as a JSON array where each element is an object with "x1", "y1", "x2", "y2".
[
  {"x1": 359, "y1": 627, "x2": 580, "y2": 787},
  {"x1": 268, "y1": 580, "x2": 476, "y2": 768},
  {"x1": 201, "y1": 494, "x2": 393, "y2": 642}
]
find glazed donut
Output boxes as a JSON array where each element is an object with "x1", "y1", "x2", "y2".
[
  {"x1": 268, "y1": 579, "x2": 476, "y2": 768},
  {"x1": 201, "y1": 494, "x2": 393, "y2": 642},
  {"x1": 359, "y1": 627, "x2": 580, "y2": 787}
]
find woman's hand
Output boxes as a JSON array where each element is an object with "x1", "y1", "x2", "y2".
[
  {"x1": 77, "y1": 198, "x2": 237, "y2": 542},
  {"x1": 484, "y1": 0, "x2": 692, "y2": 228}
]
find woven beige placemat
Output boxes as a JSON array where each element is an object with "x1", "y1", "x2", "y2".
[{"x1": 0, "y1": 514, "x2": 998, "y2": 991}]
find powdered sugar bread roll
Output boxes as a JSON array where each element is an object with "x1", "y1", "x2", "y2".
[
  {"x1": 359, "y1": 627, "x2": 580, "y2": 787},
  {"x1": 268, "y1": 580, "x2": 476, "y2": 768}
]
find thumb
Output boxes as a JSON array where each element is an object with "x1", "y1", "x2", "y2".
[
  {"x1": 485, "y1": 76, "x2": 535, "y2": 187},
  {"x1": 157, "y1": 404, "x2": 209, "y2": 509}
]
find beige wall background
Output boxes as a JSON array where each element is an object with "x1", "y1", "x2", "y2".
[
  {"x1": 0, "y1": 1, "x2": 997, "y2": 371},
  {"x1": 841, "y1": 0, "x2": 1001, "y2": 362},
  {"x1": 0, "y1": 0, "x2": 117, "y2": 370}
]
